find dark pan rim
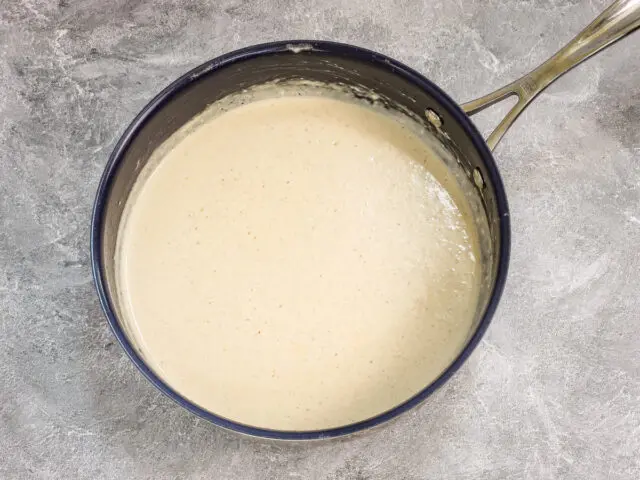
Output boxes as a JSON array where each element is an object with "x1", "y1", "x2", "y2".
[{"x1": 90, "y1": 40, "x2": 511, "y2": 440}]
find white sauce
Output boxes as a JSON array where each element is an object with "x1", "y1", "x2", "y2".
[{"x1": 116, "y1": 92, "x2": 481, "y2": 430}]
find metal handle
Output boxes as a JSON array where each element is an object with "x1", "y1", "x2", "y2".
[{"x1": 461, "y1": 0, "x2": 640, "y2": 151}]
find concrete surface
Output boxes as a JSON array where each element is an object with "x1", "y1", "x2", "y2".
[{"x1": 1, "y1": 0, "x2": 639, "y2": 478}]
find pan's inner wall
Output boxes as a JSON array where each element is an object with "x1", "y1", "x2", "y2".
[{"x1": 100, "y1": 45, "x2": 501, "y2": 366}]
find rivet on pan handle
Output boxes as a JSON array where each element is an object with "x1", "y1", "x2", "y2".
[{"x1": 462, "y1": 0, "x2": 640, "y2": 152}]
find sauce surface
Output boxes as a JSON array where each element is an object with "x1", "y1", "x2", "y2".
[{"x1": 117, "y1": 94, "x2": 481, "y2": 430}]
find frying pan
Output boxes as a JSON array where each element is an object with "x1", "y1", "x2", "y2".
[{"x1": 91, "y1": 0, "x2": 640, "y2": 439}]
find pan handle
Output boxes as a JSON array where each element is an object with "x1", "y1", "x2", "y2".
[{"x1": 461, "y1": 0, "x2": 640, "y2": 151}]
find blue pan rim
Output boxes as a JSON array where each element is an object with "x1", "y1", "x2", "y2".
[{"x1": 90, "y1": 40, "x2": 511, "y2": 440}]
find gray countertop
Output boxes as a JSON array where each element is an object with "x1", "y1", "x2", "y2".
[{"x1": 1, "y1": 0, "x2": 639, "y2": 478}]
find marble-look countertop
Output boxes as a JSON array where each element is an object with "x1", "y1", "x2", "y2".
[{"x1": 1, "y1": 0, "x2": 638, "y2": 479}]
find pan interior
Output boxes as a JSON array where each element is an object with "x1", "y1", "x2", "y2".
[{"x1": 98, "y1": 46, "x2": 501, "y2": 433}]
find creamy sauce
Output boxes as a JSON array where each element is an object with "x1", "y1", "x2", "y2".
[{"x1": 117, "y1": 93, "x2": 481, "y2": 431}]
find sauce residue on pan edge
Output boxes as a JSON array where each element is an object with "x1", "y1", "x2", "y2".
[{"x1": 116, "y1": 84, "x2": 482, "y2": 431}]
